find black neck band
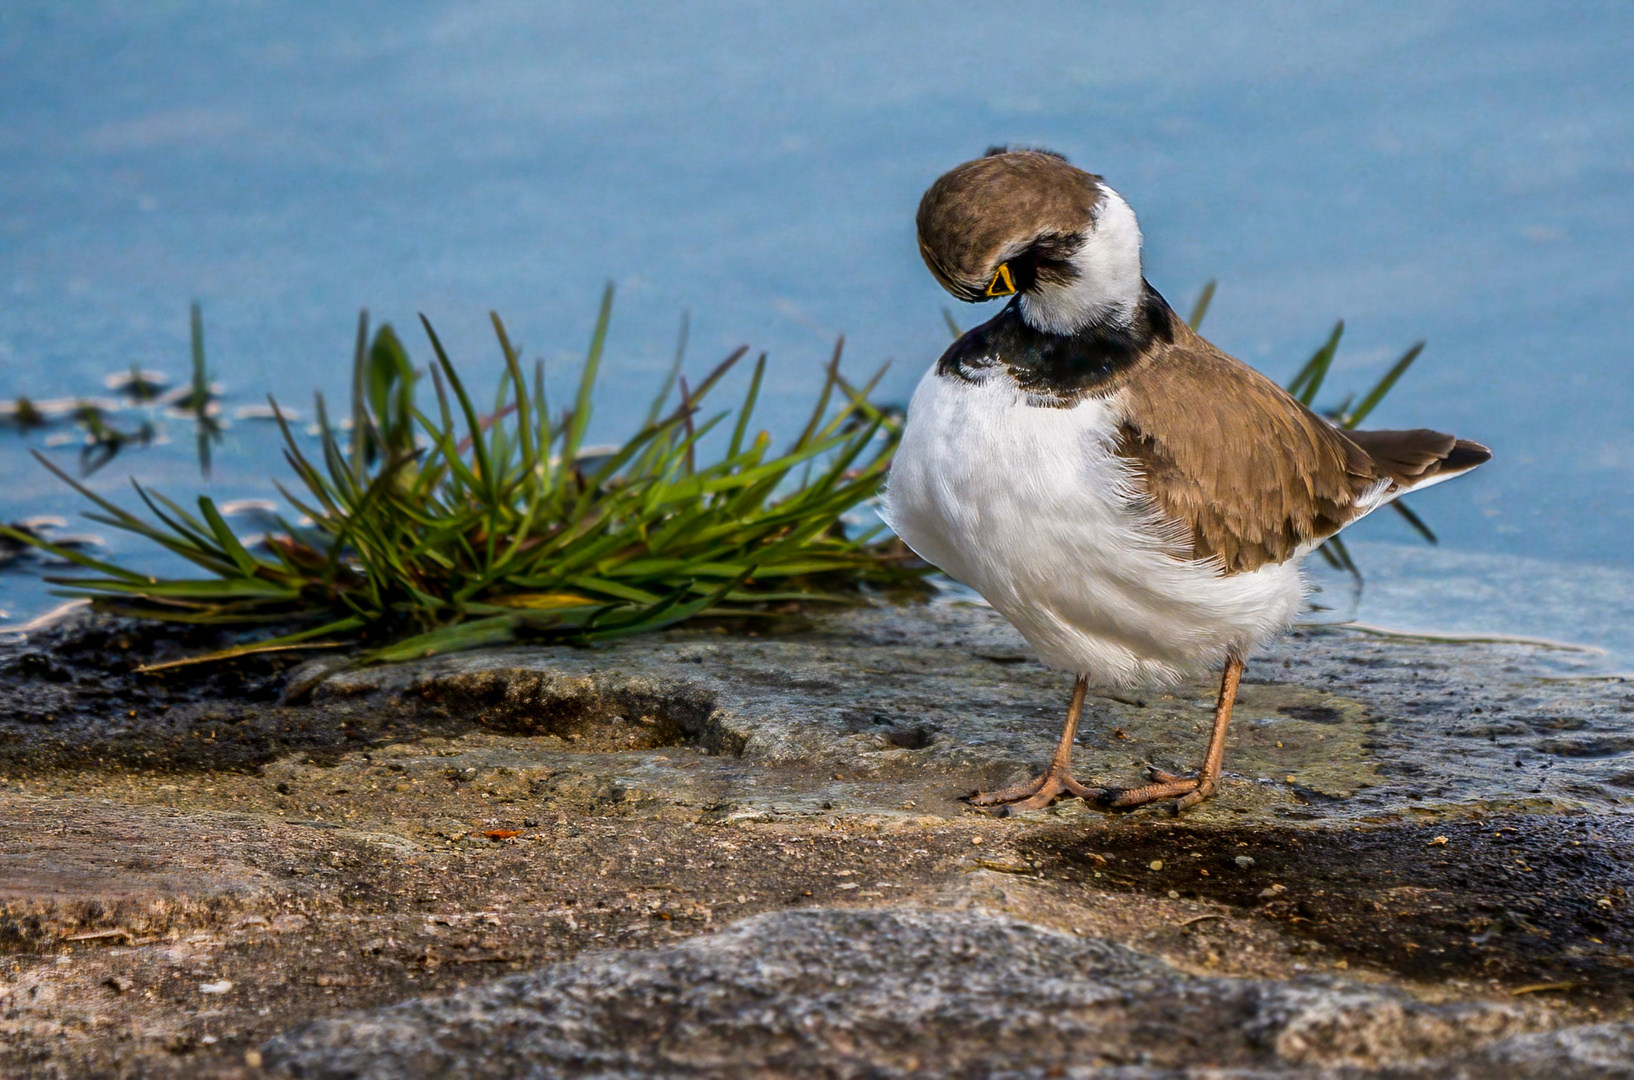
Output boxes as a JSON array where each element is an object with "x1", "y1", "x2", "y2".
[{"x1": 937, "y1": 281, "x2": 1176, "y2": 405}]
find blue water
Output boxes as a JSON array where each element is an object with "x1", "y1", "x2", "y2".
[{"x1": 2, "y1": 3, "x2": 1631, "y2": 669}]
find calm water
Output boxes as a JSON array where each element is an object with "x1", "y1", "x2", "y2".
[{"x1": 2, "y1": 2, "x2": 1632, "y2": 669}]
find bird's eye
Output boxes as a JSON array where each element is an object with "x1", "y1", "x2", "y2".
[{"x1": 986, "y1": 263, "x2": 1017, "y2": 297}]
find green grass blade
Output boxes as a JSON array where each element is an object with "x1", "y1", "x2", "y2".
[
  {"x1": 190, "y1": 301, "x2": 212, "y2": 479},
  {"x1": 564, "y1": 281, "x2": 615, "y2": 464},
  {"x1": 727, "y1": 353, "x2": 767, "y2": 461},
  {"x1": 1343, "y1": 342, "x2": 1424, "y2": 429},
  {"x1": 1287, "y1": 320, "x2": 1344, "y2": 405},
  {"x1": 363, "y1": 615, "x2": 522, "y2": 664},
  {"x1": 490, "y1": 311, "x2": 535, "y2": 470},
  {"x1": 197, "y1": 496, "x2": 261, "y2": 575},
  {"x1": 418, "y1": 314, "x2": 497, "y2": 506},
  {"x1": 1187, "y1": 279, "x2": 1217, "y2": 331},
  {"x1": 1319, "y1": 534, "x2": 1361, "y2": 582},
  {"x1": 349, "y1": 309, "x2": 369, "y2": 480},
  {"x1": 135, "y1": 618, "x2": 364, "y2": 673},
  {"x1": 644, "y1": 309, "x2": 688, "y2": 427},
  {"x1": 1390, "y1": 498, "x2": 1438, "y2": 544},
  {"x1": 793, "y1": 337, "x2": 843, "y2": 450},
  {"x1": 0, "y1": 524, "x2": 149, "y2": 582}
]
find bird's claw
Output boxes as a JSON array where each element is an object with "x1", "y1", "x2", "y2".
[
  {"x1": 1090, "y1": 768, "x2": 1217, "y2": 813},
  {"x1": 968, "y1": 767, "x2": 1099, "y2": 814}
]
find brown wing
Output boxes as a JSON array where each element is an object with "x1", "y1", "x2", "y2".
[{"x1": 1113, "y1": 322, "x2": 1383, "y2": 574}]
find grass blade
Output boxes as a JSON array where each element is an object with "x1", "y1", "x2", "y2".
[
  {"x1": 1343, "y1": 341, "x2": 1424, "y2": 429},
  {"x1": 1286, "y1": 320, "x2": 1344, "y2": 405},
  {"x1": 1390, "y1": 498, "x2": 1438, "y2": 544},
  {"x1": 1187, "y1": 279, "x2": 1217, "y2": 331},
  {"x1": 564, "y1": 282, "x2": 615, "y2": 464}
]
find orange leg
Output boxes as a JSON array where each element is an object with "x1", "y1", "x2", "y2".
[
  {"x1": 1097, "y1": 655, "x2": 1244, "y2": 813},
  {"x1": 969, "y1": 676, "x2": 1097, "y2": 813}
]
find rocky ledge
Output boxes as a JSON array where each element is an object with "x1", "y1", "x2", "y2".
[{"x1": 0, "y1": 597, "x2": 1630, "y2": 1077}]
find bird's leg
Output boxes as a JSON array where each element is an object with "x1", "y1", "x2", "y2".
[
  {"x1": 969, "y1": 676, "x2": 1097, "y2": 812},
  {"x1": 1097, "y1": 655, "x2": 1244, "y2": 813}
]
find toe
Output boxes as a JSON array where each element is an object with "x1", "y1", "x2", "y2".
[
  {"x1": 1098, "y1": 777, "x2": 1202, "y2": 809},
  {"x1": 1173, "y1": 782, "x2": 1216, "y2": 813},
  {"x1": 998, "y1": 790, "x2": 1060, "y2": 814},
  {"x1": 969, "y1": 775, "x2": 1047, "y2": 806}
]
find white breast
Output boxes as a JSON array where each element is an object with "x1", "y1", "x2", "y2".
[{"x1": 881, "y1": 365, "x2": 1306, "y2": 688}]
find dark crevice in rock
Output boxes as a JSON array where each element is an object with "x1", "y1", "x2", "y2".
[{"x1": 389, "y1": 669, "x2": 740, "y2": 756}]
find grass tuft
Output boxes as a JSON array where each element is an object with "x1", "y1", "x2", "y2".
[{"x1": 0, "y1": 287, "x2": 924, "y2": 668}]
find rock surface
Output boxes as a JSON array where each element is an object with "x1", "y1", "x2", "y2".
[
  {"x1": 262, "y1": 906, "x2": 1576, "y2": 1079},
  {"x1": 0, "y1": 597, "x2": 1630, "y2": 1077}
]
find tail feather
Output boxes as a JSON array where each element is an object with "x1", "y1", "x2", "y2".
[{"x1": 1344, "y1": 428, "x2": 1491, "y2": 493}]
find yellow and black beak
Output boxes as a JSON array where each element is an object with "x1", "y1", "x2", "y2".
[{"x1": 985, "y1": 263, "x2": 1017, "y2": 298}]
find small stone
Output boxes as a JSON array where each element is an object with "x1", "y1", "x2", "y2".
[
  {"x1": 1167, "y1": 890, "x2": 1179, "y2": 899},
  {"x1": 1428, "y1": 835, "x2": 1449, "y2": 846},
  {"x1": 1235, "y1": 855, "x2": 1256, "y2": 869},
  {"x1": 970, "y1": 836, "x2": 982, "y2": 845},
  {"x1": 1148, "y1": 860, "x2": 1163, "y2": 871},
  {"x1": 244, "y1": 1049, "x2": 264, "y2": 1069},
  {"x1": 200, "y1": 980, "x2": 234, "y2": 994}
]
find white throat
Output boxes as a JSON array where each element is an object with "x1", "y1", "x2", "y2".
[{"x1": 1018, "y1": 185, "x2": 1144, "y2": 335}]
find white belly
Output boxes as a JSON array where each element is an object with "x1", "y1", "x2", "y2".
[{"x1": 881, "y1": 365, "x2": 1305, "y2": 687}]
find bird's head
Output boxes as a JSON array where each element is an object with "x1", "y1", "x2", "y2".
[{"x1": 916, "y1": 147, "x2": 1144, "y2": 335}]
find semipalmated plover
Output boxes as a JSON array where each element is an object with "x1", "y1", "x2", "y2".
[{"x1": 884, "y1": 148, "x2": 1490, "y2": 813}]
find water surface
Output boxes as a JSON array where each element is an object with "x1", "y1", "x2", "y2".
[{"x1": 2, "y1": 2, "x2": 1631, "y2": 668}]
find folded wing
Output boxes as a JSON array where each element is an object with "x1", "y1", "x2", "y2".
[{"x1": 1113, "y1": 320, "x2": 1490, "y2": 574}]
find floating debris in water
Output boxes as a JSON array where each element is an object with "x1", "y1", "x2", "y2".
[
  {"x1": 233, "y1": 402, "x2": 301, "y2": 422},
  {"x1": 0, "y1": 398, "x2": 48, "y2": 429},
  {"x1": 75, "y1": 407, "x2": 156, "y2": 475},
  {"x1": 160, "y1": 388, "x2": 224, "y2": 419},
  {"x1": 104, "y1": 366, "x2": 170, "y2": 401},
  {"x1": 0, "y1": 396, "x2": 124, "y2": 429},
  {"x1": 219, "y1": 499, "x2": 279, "y2": 515}
]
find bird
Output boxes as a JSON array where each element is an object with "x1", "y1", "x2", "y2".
[{"x1": 882, "y1": 147, "x2": 1490, "y2": 814}]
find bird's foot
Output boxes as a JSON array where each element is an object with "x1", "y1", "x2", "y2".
[
  {"x1": 1093, "y1": 766, "x2": 1216, "y2": 814},
  {"x1": 968, "y1": 766, "x2": 1099, "y2": 814}
]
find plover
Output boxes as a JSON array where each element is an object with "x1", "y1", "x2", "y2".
[{"x1": 884, "y1": 148, "x2": 1490, "y2": 813}]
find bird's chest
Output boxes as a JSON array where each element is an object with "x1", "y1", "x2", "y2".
[{"x1": 885, "y1": 368, "x2": 1146, "y2": 590}]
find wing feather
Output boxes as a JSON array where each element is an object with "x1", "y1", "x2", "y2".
[{"x1": 1111, "y1": 322, "x2": 1486, "y2": 574}]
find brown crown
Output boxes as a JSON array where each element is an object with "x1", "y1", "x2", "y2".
[{"x1": 916, "y1": 150, "x2": 1104, "y2": 301}]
